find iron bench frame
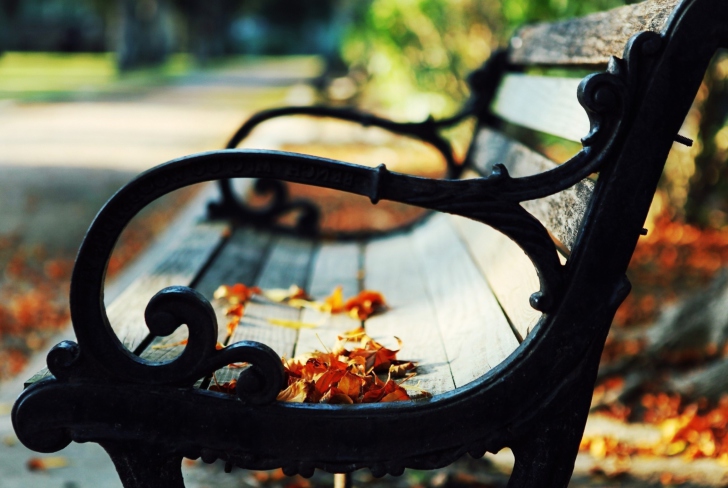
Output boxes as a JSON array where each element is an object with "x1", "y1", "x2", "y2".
[{"x1": 12, "y1": 0, "x2": 723, "y2": 486}]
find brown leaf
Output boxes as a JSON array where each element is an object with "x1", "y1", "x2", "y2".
[
  {"x1": 344, "y1": 290, "x2": 387, "y2": 320},
  {"x1": 277, "y1": 380, "x2": 312, "y2": 402},
  {"x1": 26, "y1": 456, "x2": 69, "y2": 471}
]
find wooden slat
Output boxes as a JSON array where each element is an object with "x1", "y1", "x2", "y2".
[
  {"x1": 140, "y1": 227, "x2": 272, "y2": 363},
  {"x1": 450, "y1": 215, "x2": 541, "y2": 340},
  {"x1": 469, "y1": 128, "x2": 595, "y2": 251},
  {"x1": 364, "y1": 233, "x2": 456, "y2": 396},
  {"x1": 108, "y1": 222, "x2": 228, "y2": 352},
  {"x1": 295, "y1": 242, "x2": 362, "y2": 357},
  {"x1": 491, "y1": 74, "x2": 587, "y2": 142},
  {"x1": 509, "y1": 0, "x2": 679, "y2": 66},
  {"x1": 210, "y1": 236, "x2": 316, "y2": 385},
  {"x1": 411, "y1": 214, "x2": 520, "y2": 387}
]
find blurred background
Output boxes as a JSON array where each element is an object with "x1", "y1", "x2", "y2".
[{"x1": 2, "y1": 0, "x2": 728, "y2": 486}]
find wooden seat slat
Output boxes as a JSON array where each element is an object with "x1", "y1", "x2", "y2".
[
  {"x1": 363, "y1": 232, "x2": 455, "y2": 396},
  {"x1": 469, "y1": 128, "x2": 595, "y2": 251},
  {"x1": 208, "y1": 235, "x2": 316, "y2": 386},
  {"x1": 295, "y1": 242, "x2": 362, "y2": 357},
  {"x1": 450, "y1": 215, "x2": 542, "y2": 340},
  {"x1": 509, "y1": 0, "x2": 678, "y2": 66},
  {"x1": 411, "y1": 214, "x2": 520, "y2": 387},
  {"x1": 491, "y1": 74, "x2": 587, "y2": 142}
]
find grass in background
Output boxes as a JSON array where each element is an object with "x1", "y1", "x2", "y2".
[{"x1": 0, "y1": 52, "x2": 195, "y2": 102}]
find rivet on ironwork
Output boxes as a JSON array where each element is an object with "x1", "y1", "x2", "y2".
[
  {"x1": 674, "y1": 134, "x2": 693, "y2": 146},
  {"x1": 370, "y1": 164, "x2": 388, "y2": 204}
]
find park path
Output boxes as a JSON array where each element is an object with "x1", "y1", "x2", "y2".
[{"x1": 0, "y1": 56, "x2": 323, "y2": 488}]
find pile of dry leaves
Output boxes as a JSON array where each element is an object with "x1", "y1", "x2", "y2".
[{"x1": 211, "y1": 283, "x2": 423, "y2": 404}]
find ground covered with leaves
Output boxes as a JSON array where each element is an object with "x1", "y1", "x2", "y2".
[{"x1": 0, "y1": 170, "x2": 198, "y2": 379}]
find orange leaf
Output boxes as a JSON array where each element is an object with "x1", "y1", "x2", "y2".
[
  {"x1": 214, "y1": 283, "x2": 261, "y2": 305},
  {"x1": 389, "y1": 361, "x2": 416, "y2": 378},
  {"x1": 324, "y1": 286, "x2": 345, "y2": 313},
  {"x1": 277, "y1": 380, "x2": 312, "y2": 402},
  {"x1": 26, "y1": 456, "x2": 69, "y2": 471},
  {"x1": 336, "y1": 371, "x2": 364, "y2": 399},
  {"x1": 209, "y1": 378, "x2": 237, "y2": 394},
  {"x1": 321, "y1": 387, "x2": 354, "y2": 404},
  {"x1": 344, "y1": 290, "x2": 387, "y2": 320},
  {"x1": 227, "y1": 303, "x2": 245, "y2": 318},
  {"x1": 380, "y1": 379, "x2": 411, "y2": 402}
]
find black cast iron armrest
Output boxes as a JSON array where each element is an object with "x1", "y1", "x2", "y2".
[
  {"x1": 18, "y1": 149, "x2": 571, "y2": 419},
  {"x1": 225, "y1": 105, "x2": 470, "y2": 173},
  {"x1": 208, "y1": 106, "x2": 474, "y2": 234}
]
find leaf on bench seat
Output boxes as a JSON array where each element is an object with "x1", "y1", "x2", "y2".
[{"x1": 275, "y1": 326, "x2": 426, "y2": 404}]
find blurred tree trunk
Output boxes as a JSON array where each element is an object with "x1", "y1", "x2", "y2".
[
  {"x1": 685, "y1": 54, "x2": 728, "y2": 225},
  {"x1": 0, "y1": 0, "x2": 21, "y2": 52},
  {"x1": 175, "y1": 0, "x2": 241, "y2": 64},
  {"x1": 117, "y1": 0, "x2": 172, "y2": 71}
]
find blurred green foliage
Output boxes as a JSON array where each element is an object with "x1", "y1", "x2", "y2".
[{"x1": 342, "y1": 0, "x2": 632, "y2": 118}]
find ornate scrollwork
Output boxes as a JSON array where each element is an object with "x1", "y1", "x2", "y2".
[
  {"x1": 208, "y1": 177, "x2": 320, "y2": 236},
  {"x1": 51, "y1": 285, "x2": 284, "y2": 404}
]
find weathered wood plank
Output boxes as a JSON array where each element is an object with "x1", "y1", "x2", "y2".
[
  {"x1": 295, "y1": 242, "x2": 362, "y2": 357},
  {"x1": 450, "y1": 215, "x2": 541, "y2": 340},
  {"x1": 364, "y1": 233, "x2": 456, "y2": 396},
  {"x1": 107, "y1": 222, "x2": 229, "y2": 353},
  {"x1": 509, "y1": 0, "x2": 679, "y2": 66},
  {"x1": 411, "y1": 214, "x2": 520, "y2": 388},
  {"x1": 491, "y1": 74, "x2": 587, "y2": 142},
  {"x1": 211, "y1": 236, "x2": 315, "y2": 385},
  {"x1": 469, "y1": 129, "x2": 595, "y2": 251}
]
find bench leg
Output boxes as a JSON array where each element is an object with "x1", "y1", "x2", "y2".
[
  {"x1": 507, "y1": 361, "x2": 598, "y2": 487},
  {"x1": 507, "y1": 407, "x2": 586, "y2": 488},
  {"x1": 102, "y1": 442, "x2": 185, "y2": 488}
]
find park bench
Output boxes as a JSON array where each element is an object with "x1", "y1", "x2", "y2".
[{"x1": 11, "y1": 0, "x2": 720, "y2": 486}]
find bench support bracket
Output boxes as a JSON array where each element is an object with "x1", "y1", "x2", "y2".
[{"x1": 102, "y1": 441, "x2": 184, "y2": 488}]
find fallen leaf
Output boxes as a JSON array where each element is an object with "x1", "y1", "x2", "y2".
[
  {"x1": 151, "y1": 339, "x2": 188, "y2": 350},
  {"x1": 263, "y1": 285, "x2": 311, "y2": 303},
  {"x1": 277, "y1": 380, "x2": 312, "y2": 402},
  {"x1": 213, "y1": 283, "x2": 261, "y2": 305},
  {"x1": 267, "y1": 318, "x2": 319, "y2": 329},
  {"x1": 324, "y1": 286, "x2": 345, "y2": 313},
  {"x1": 209, "y1": 376, "x2": 237, "y2": 394},
  {"x1": 345, "y1": 290, "x2": 387, "y2": 320},
  {"x1": 26, "y1": 456, "x2": 69, "y2": 471},
  {"x1": 389, "y1": 361, "x2": 417, "y2": 378}
]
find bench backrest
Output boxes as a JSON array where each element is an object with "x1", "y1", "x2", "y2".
[{"x1": 456, "y1": 0, "x2": 680, "y2": 340}]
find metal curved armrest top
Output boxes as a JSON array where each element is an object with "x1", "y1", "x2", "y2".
[{"x1": 224, "y1": 105, "x2": 467, "y2": 174}]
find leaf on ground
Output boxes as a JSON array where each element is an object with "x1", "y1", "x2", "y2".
[
  {"x1": 262, "y1": 285, "x2": 311, "y2": 303},
  {"x1": 26, "y1": 456, "x2": 69, "y2": 471}
]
